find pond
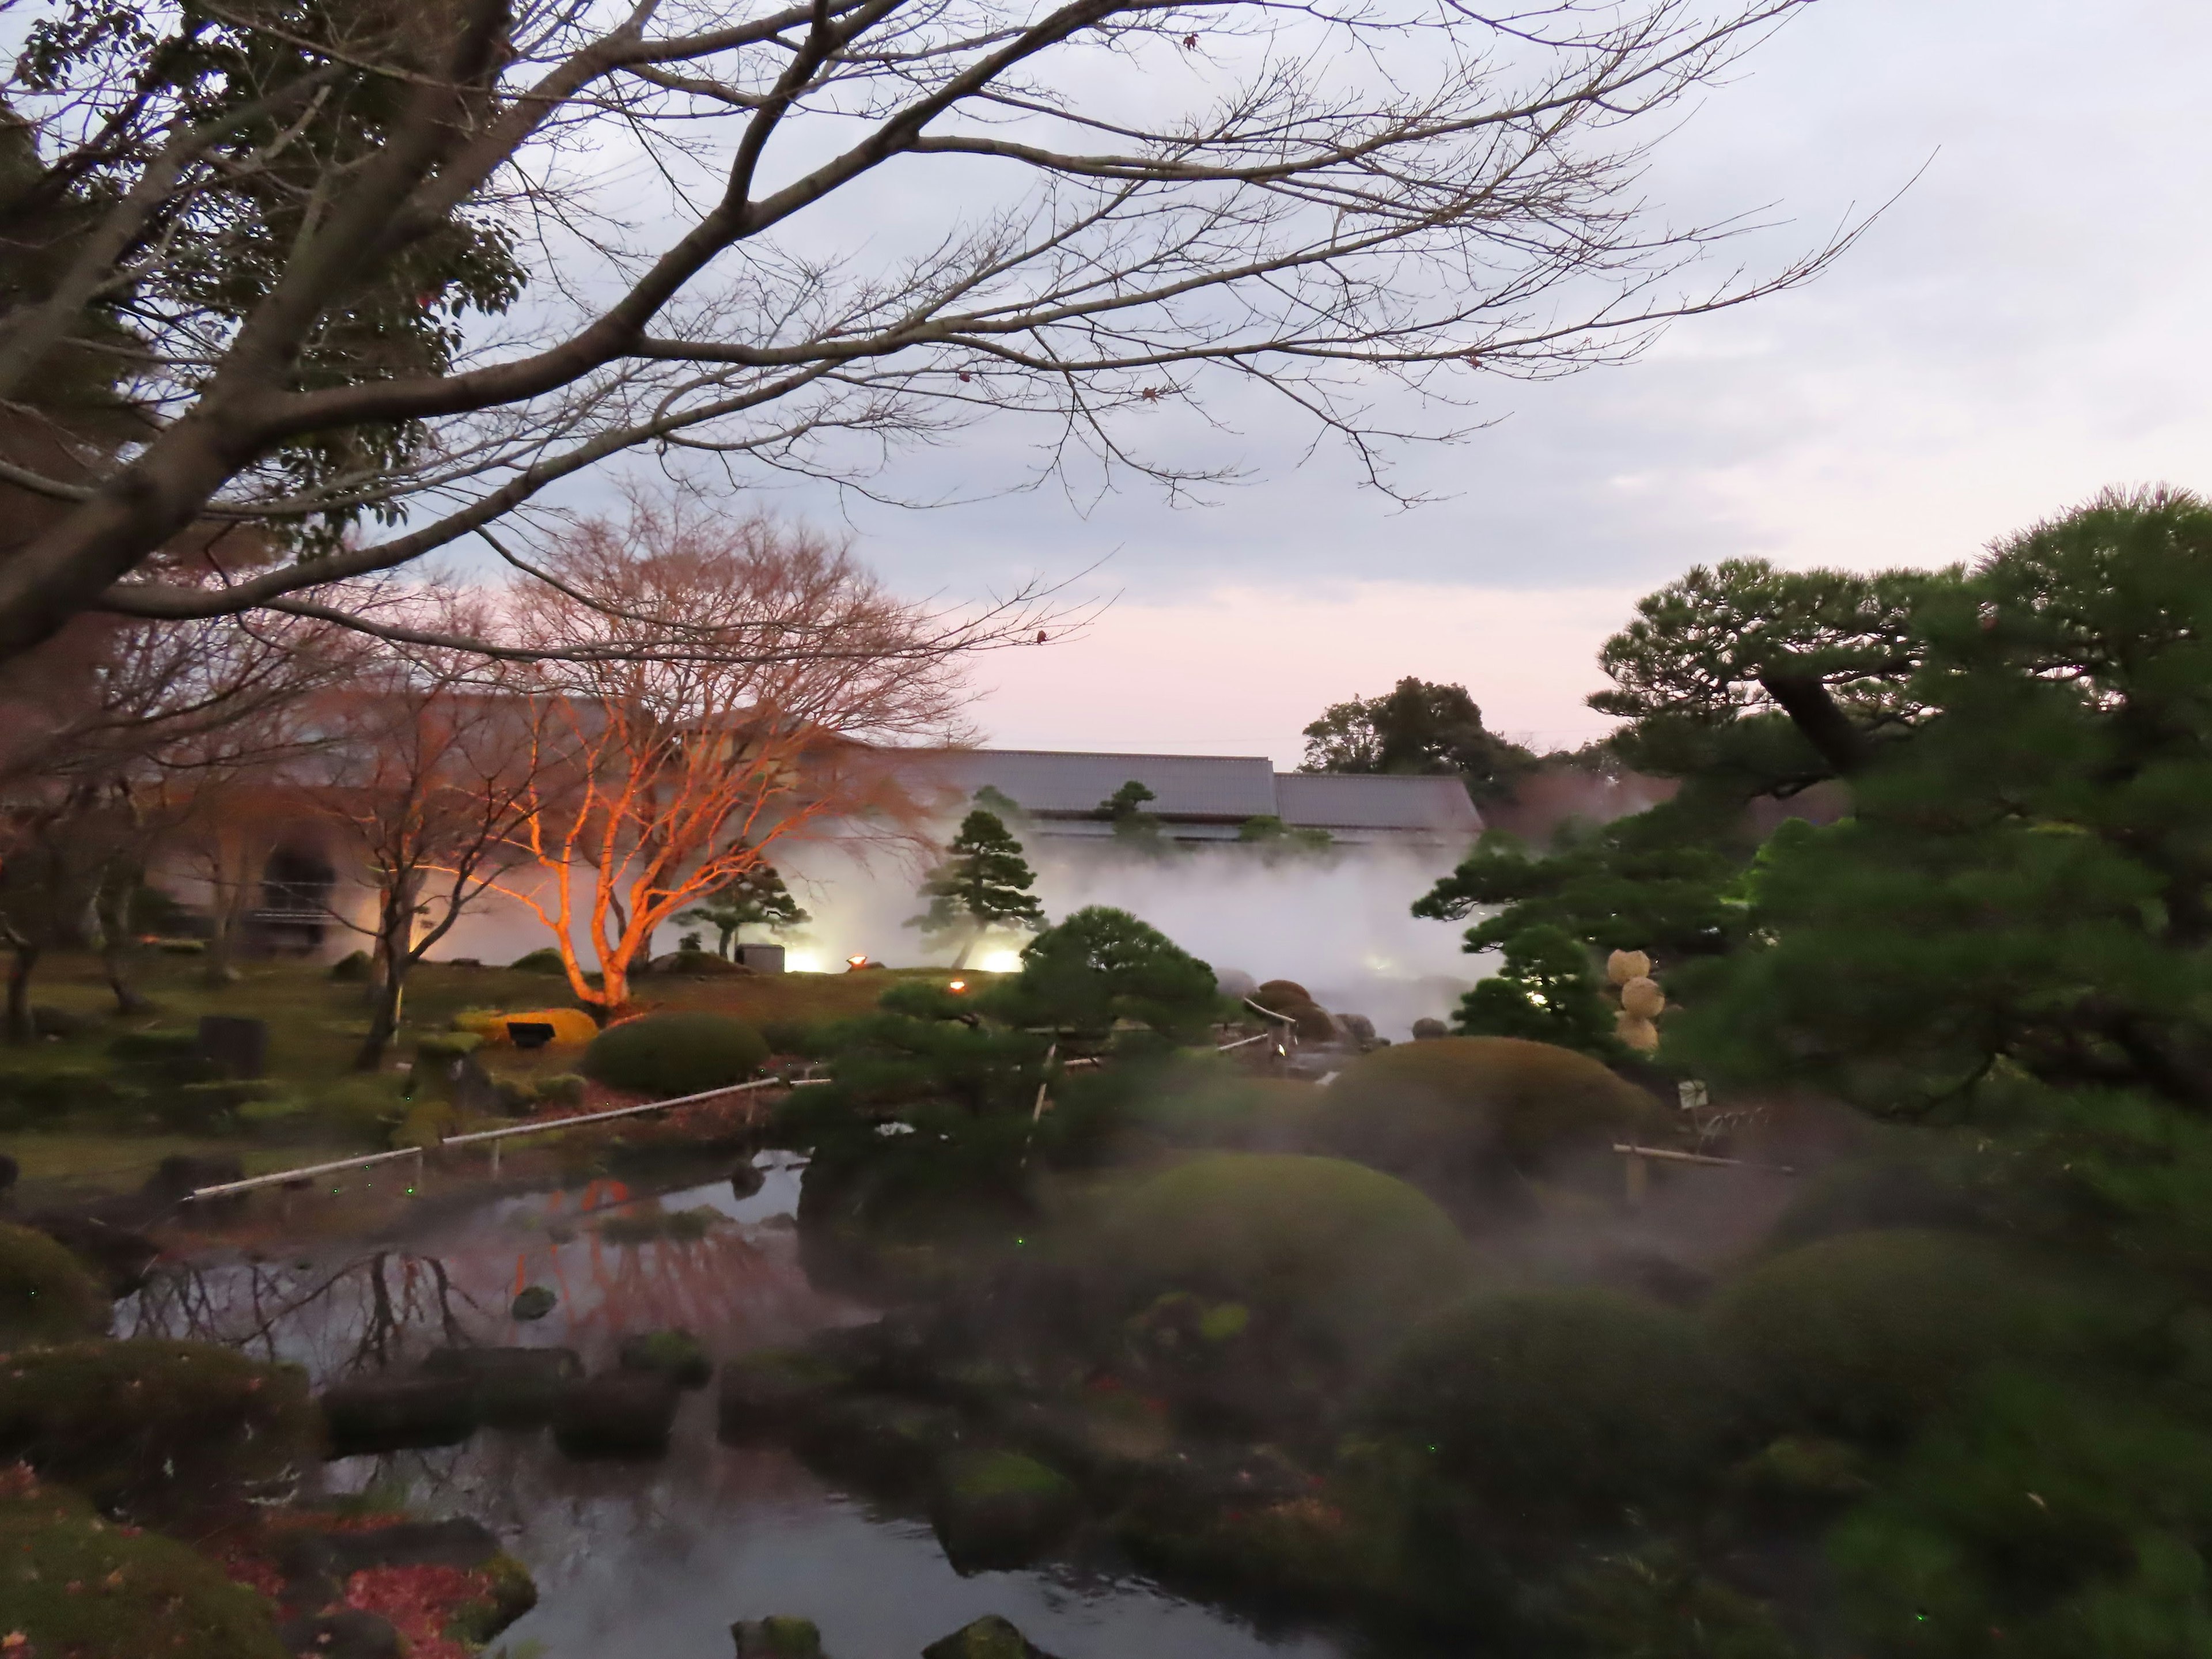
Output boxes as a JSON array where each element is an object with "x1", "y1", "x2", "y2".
[{"x1": 124, "y1": 1155, "x2": 1373, "y2": 1659}]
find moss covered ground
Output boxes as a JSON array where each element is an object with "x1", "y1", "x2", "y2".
[{"x1": 0, "y1": 949, "x2": 977, "y2": 1201}]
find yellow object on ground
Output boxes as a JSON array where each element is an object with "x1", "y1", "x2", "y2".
[{"x1": 453, "y1": 1006, "x2": 599, "y2": 1047}]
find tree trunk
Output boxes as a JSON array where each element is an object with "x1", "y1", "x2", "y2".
[
  {"x1": 952, "y1": 934, "x2": 974, "y2": 969},
  {"x1": 94, "y1": 868, "x2": 151, "y2": 1016},
  {"x1": 354, "y1": 881, "x2": 415, "y2": 1070},
  {"x1": 5, "y1": 941, "x2": 39, "y2": 1044}
]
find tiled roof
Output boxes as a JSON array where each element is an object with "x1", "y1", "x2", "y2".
[
  {"x1": 933, "y1": 749, "x2": 1278, "y2": 820},
  {"x1": 1272, "y1": 771, "x2": 1484, "y2": 835},
  {"x1": 912, "y1": 749, "x2": 1483, "y2": 840}
]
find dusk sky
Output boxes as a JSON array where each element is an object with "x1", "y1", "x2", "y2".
[{"x1": 746, "y1": 0, "x2": 2212, "y2": 765}]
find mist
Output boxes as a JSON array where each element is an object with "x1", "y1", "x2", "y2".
[{"x1": 770, "y1": 833, "x2": 1486, "y2": 1040}]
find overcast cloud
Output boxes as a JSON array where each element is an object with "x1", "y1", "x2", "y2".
[{"x1": 560, "y1": 0, "x2": 2211, "y2": 761}]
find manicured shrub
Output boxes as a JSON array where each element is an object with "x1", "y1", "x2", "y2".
[
  {"x1": 538, "y1": 1072, "x2": 588, "y2": 1108},
  {"x1": 1100, "y1": 1153, "x2": 1477, "y2": 1365},
  {"x1": 1311, "y1": 1036, "x2": 1669, "y2": 1215},
  {"x1": 0, "y1": 1221, "x2": 111, "y2": 1343},
  {"x1": 1365, "y1": 1288, "x2": 1731, "y2": 1525},
  {"x1": 0, "y1": 1339, "x2": 317, "y2": 1516},
  {"x1": 0, "y1": 1465, "x2": 288, "y2": 1659},
  {"x1": 1706, "y1": 1229, "x2": 2090, "y2": 1444},
  {"x1": 106, "y1": 1028, "x2": 202, "y2": 1065},
  {"x1": 314, "y1": 1073, "x2": 408, "y2": 1145},
  {"x1": 510, "y1": 946, "x2": 569, "y2": 973},
  {"x1": 0, "y1": 1066, "x2": 127, "y2": 1127},
  {"x1": 329, "y1": 949, "x2": 372, "y2": 980},
  {"x1": 584, "y1": 1010, "x2": 770, "y2": 1097}
]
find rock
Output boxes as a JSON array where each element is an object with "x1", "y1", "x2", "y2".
[
  {"x1": 196, "y1": 1013, "x2": 268, "y2": 1078},
  {"x1": 278, "y1": 1608, "x2": 405, "y2": 1659},
  {"x1": 930, "y1": 1449, "x2": 1081, "y2": 1573},
  {"x1": 324, "y1": 1517, "x2": 503, "y2": 1572},
  {"x1": 510, "y1": 1284, "x2": 557, "y2": 1321},
  {"x1": 420, "y1": 1346, "x2": 584, "y2": 1424},
  {"x1": 29, "y1": 1003, "x2": 89, "y2": 1039},
  {"x1": 730, "y1": 1159, "x2": 766, "y2": 1199},
  {"x1": 1410, "y1": 1017, "x2": 1448, "y2": 1040},
  {"x1": 732, "y1": 1615, "x2": 827, "y2": 1657},
  {"x1": 620, "y1": 1328, "x2": 714, "y2": 1389},
  {"x1": 794, "y1": 1393, "x2": 967, "y2": 1493},
  {"x1": 716, "y1": 1348, "x2": 846, "y2": 1444},
  {"x1": 22, "y1": 1209, "x2": 161, "y2": 1294},
  {"x1": 921, "y1": 1615, "x2": 1063, "y2": 1659},
  {"x1": 552, "y1": 1370, "x2": 680, "y2": 1458},
  {"x1": 319, "y1": 1374, "x2": 478, "y2": 1456},
  {"x1": 143, "y1": 1152, "x2": 245, "y2": 1206}
]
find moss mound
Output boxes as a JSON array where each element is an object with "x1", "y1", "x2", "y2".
[
  {"x1": 1311, "y1": 1036, "x2": 1668, "y2": 1213},
  {"x1": 1707, "y1": 1229, "x2": 2088, "y2": 1444},
  {"x1": 0, "y1": 1221, "x2": 111, "y2": 1343},
  {"x1": 1101, "y1": 1153, "x2": 1477, "y2": 1363},
  {"x1": 0, "y1": 1339, "x2": 317, "y2": 1516},
  {"x1": 0, "y1": 1467, "x2": 287, "y2": 1658},
  {"x1": 584, "y1": 1009, "x2": 769, "y2": 1097},
  {"x1": 1368, "y1": 1288, "x2": 1730, "y2": 1524}
]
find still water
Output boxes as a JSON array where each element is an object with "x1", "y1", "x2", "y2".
[{"x1": 126, "y1": 1156, "x2": 1359, "y2": 1659}]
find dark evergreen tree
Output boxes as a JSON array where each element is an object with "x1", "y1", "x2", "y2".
[
  {"x1": 1098, "y1": 779, "x2": 1167, "y2": 851},
  {"x1": 677, "y1": 859, "x2": 810, "y2": 958},
  {"x1": 909, "y1": 808, "x2": 1045, "y2": 965},
  {"x1": 1301, "y1": 677, "x2": 1537, "y2": 802},
  {"x1": 983, "y1": 906, "x2": 1219, "y2": 1047},
  {"x1": 1450, "y1": 924, "x2": 1620, "y2": 1057}
]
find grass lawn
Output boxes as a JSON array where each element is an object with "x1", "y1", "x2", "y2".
[{"x1": 1, "y1": 950, "x2": 997, "y2": 1200}]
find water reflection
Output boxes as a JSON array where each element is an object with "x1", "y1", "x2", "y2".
[{"x1": 126, "y1": 1153, "x2": 1360, "y2": 1659}]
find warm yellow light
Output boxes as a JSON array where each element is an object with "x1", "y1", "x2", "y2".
[
  {"x1": 979, "y1": 950, "x2": 1022, "y2": 974},
  {"x1": 948, "y1": 979, "x2": 967, "y2": 993},
  {"x1": 847, "y1": 954, "x2": 869, "y2": 969}
]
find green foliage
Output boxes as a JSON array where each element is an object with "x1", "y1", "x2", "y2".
[
  {"x1": 910, "y1": 809, "x2": 1046, "y2": 956},
  {"x1": 0, "y1": 1339, "x2": 317, "y2": 1516},
  {"x1": 1552, "y1": 1543, "x2": 1799, "y2": 1659},
  {"x1": 1301, "y1": 677, "x2": 1537, "y2": 802},
  {"x1": 13, "y1": 0, "x2": 530, "y2": 551},
  {"x1": 1415, "y1": 806, "x2": 1749, "y2": 965},
  {"x1": 1313, "y1": 1036, "x2": 1668, "y2": 1212},
  {"x1": 812, "y1": 978, "x2": 1051, "y2": 1116},
  {"x1": 0, "y1": 1468, "x2": 288, "y2": 1659},
  {"x1": 0, "y1": 1221, "x2": 110, "y2": 1343},
  {"x1": 1706, "y1": 1230, "x2": 2094, "y2": 1445},
  {"x1": 329, "y1": 949, "x2": 372, "y2": 981},
  {"x1": 313, "y1": 1072, "x2": 409, "y2": 1145},
  {"x1": 1367, "y1": 1289, "x2": 1732, "y2": 1525},
  {"x1": 1830, "y1": 1374, "x2": 2212, "y2": 1658},
  {"x1": 679, "y1": 859, "x2": 812, "y2": 957},
  {"x1": 510, "y1": 948, "x2": 569, "y2": 974},
  {"x1": 1237, "y1": 815, "x2": 1334, "y2": 855},
  {"x1": 1099, "y1": 780, "x2": 1168, "y2": 850},
  {"x1": 1099, "y1": 1153, "x2": 1477, "y2": 1365},
  {"x1": 984, "y1": 906, "x2": 1220, "y2": 1046},
  {"x1": 1452, "y1": 923, "x2": 1622, "y2": 1056},
  {"x1": 582, "y1": 1010, "x2": 769, "y2": 1097}
]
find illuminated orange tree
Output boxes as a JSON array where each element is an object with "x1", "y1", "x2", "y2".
[{"x1": 495, "y1": 499, "x2": 1014, "y2": 1016}]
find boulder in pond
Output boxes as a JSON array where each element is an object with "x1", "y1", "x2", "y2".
[
  {"x1": 619, "y1": 1327, "x2": 714, "y2": 1389},
  {"x1": 794, "y1": 1392, "x2": 967, "y2": 1493},
  {"x1": 717, "y1": 1347, "x2": 847, "y2": 1443},
  {"x1": 730, "y1": 1159, "x2": 767, "y2": 1199},
  {"x1": 921, "y1": 1615, "x2": 1063, "y2": 1659},
  {"x1": 552, "y1": 1370, "x2": 680, "y2": 1458},
  {"x1": 732, "y1": 1615, "x2": 827, "y2": 1658},
  {"x1": 276, "y1": 1608, "x2": 403, "y2": 1659},
  {"x1": 511, "y1": 1283, "x2": 557, "y2": 1321},
  {"x1": 320, "y1": 1374, "x2": 477, "y2": 1456},
  {"x1": 419, "y1": 1346, "x2": 583, "y2": 1423},
  {"x1": 929, "y1": 1449, "x2": 1081, "y2": 1573}
]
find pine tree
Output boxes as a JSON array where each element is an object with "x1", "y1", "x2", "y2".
[
  {"x1": 1450, "y1": 924, "x2": 1621, "y2": 1057},
  {"x1": 910, "y1": 808, "x2": 1046, "y2": 966},
  {"x1": 677, "y1": 860, "x2": 810, "y2": 958},
  {"x1": 1099, "y1": 779, "x2": 1166, "y2": 851}
]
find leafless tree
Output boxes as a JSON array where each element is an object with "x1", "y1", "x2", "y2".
[
  {"x1": 0, "y1": 0, "x2": 1860, "y2": 663},
  {"x1": 310, "y1": 628, "x2": 548, "y2": 1069},
  {"x1": 0, "y1": 604, "x2": 353, "y2": 1032}
]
